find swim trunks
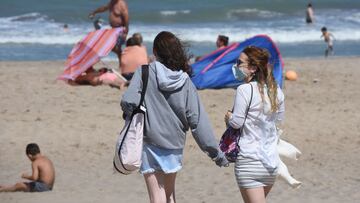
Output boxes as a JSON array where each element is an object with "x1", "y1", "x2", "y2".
[{"x1": 25, "y1": 181, "x2": 51, "y2": 192}]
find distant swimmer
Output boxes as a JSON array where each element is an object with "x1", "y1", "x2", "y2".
[
  {"x1": 216, "y1": 35, "x2": 229, "y2": 49},
  {"x1": 320, "y1": 27, "x2": 335, "y2": 57},
  {"x1": 63, "y1": 24, "x2": 69, "y2": 32},
  {"x1": 306, "y1": 3, "x2": 315, "y2": 24},
  {"x1": 88, "y1": 0, "x2": 129, "y2": 67},
  {"x1": 194, "y1": 34, "x2": 230, "y2": 62}
]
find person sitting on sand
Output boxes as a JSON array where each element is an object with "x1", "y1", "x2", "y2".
[
  {"x1": 0, "y1": 143, "x2": 55, "y2": 192},
  {"x1": 120, "y1": 37, "x2": 148, "y2": 80}
]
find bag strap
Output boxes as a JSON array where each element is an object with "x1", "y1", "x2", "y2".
[
  {"x1": 238, "y1": 83, "x2": 253, "y2": 136},
  {"x1": 138, "y1": 65, "x2": 149, "y2": 107}
]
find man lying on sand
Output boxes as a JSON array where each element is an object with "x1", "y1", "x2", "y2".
[{"x1": 0, "y1": 143, "x2": 55, "y2": 192}]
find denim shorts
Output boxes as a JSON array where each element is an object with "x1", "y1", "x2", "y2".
[{"x1": 140, "y1": 143, "x2": 183, "y2": 174}]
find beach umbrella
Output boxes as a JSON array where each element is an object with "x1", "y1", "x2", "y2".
[{"x1": 58, "y1": 27, "x2": 124, "y2": 81}]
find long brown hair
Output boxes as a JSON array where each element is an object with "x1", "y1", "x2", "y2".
[
  {"x1": 153, "y1": 31, "x2": 192, "y2": 75},
  {"x1": 243, "y1": 46, "x2": 279, "y2": 112}
]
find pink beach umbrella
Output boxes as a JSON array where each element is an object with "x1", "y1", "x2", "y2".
[{"x1": 58, "y1": 27, "x2": 124, "y2": 81}]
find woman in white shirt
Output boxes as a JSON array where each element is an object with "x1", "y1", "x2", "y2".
[{"x1": 225, "y1": 46, "x2": 285, "y2": 203}]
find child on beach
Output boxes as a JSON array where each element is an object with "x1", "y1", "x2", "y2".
[
  {"x1": 121, "y1": 31, "x2": 229, "y2": 203},
  {"x1": 0, "y1": 143, "x2": 55, "y2": 192},
  {"x1": 321, "y1": 27, "x2": 335, "y2": 57},
  {"x1": 225, "y1": 46, "x2": 284, "y2": 203}
]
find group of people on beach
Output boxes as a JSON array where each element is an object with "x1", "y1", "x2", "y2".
[
  {"x1": 1, "y1": 33, "x2": 284, "y2": 203},
  {"x1": 306, "y1": 3, "x2": 335, "y2": 57},
  {"x1": 1, "y1": 1, "x2": 288, "y2": 203}
]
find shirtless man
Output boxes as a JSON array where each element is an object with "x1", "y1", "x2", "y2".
[
  {"x1": 321, "y1": 27, "x2": 335, "y2": 57},
  {"x1": 306, "y1": 3, "x2": 315, "y2": 24},
  {"x1": 0, "y1": 143, "x2": 55, "y2": 192},
  {"x1": 88, "y1": 0, "x2": 129, "y2": 64}
]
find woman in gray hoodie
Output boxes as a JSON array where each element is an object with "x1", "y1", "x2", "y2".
[{"x1": 121, "y1": 31, "x2": 228, "y2": 203}]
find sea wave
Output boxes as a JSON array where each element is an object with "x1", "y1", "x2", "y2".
[
  {"x1": 160, "y1": 10, "x2": 191, "y2": 16},
  {"x1": 344, "y1": 12, "x2": 360, "y2": 24},
  {"x1": 227, "y1": 9, "x2": 283, "y2": 19},
  {"x1": 1, "y1": 12, "x2": 360, "y2": 45},
  {"x1": 2, "y1": 26, "x2": 359, "y2": 44},
  {"x1": 3, "y1": 12, "x2": 50, "y2": 22}
]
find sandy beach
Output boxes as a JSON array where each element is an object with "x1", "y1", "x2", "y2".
[{"x1": 0, "y1": 57, "x2": 359, "y2": 203}]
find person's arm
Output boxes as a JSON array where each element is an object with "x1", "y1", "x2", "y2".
[
  {"x1": 227, "y1": 85, "x2": 250, "y2": 129},
  {"x1": 120, "y1": 67, "x2": 142, "y2": 117},
  {"x1": 120, "y1": 1, "x2": 129, "y2": 34},
  {"x1": 186, "y1": 83, "x2": 228, "y2": 167},
  {"x1": 21, "y1": 162, "x2": 39, "y2": 181},
  {"x1": 88, "y1": 4, "x2": 110, "y2": 19},
  {"x1": 330, "y1": 33, "x2": 336, "y2": 41},
  {"x1": 275, "y1": 87, "x2": 285, "y2": 124}
]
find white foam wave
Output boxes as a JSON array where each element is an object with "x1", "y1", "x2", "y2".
[
  {"x1": 4, "y1": 12, "x2": 50, "y2": 22},
  {"x1": 344, "y1": 12, "x2": 360, "y2": 24},
  {"x1": 1, "y1": 25, "x2": 360, "y2": 45},
  {"x1": 134, "y1": 25, "x2": 360, "y2": 44},
  {"x1": 227, "y1": 9, "x2": 283, "y2": 19},
  {"x1": 1, "y1": 12, "x2": 360, "y2": 45},
  {"x1": 160, "y1": 10, "x2": 191, "y2": 16}
]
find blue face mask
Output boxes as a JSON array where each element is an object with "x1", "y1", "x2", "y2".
[{"x1": 232, "y1": 64, "x2": 248, "y2": 81}]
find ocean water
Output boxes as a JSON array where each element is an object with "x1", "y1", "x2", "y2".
[{"x1": 1, "y1": 0, "x2": 360, "y2": 60}]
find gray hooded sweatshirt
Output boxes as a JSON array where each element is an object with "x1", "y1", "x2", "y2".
[{"x1": 121, "y1": 61, "x2": 219, "y2": 159}]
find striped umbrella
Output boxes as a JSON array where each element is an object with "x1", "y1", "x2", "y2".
[{"x1": 58, "y1": 27, "x2": 124, "y2": 81}]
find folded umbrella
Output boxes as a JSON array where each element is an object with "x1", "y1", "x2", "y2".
[{"x1": 58, "y1": 27, "x2": 124, "y2": 81}]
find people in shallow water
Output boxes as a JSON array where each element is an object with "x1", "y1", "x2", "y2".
[
  {"x1": 320, "y1": 26, "x2": 335, "y2": 57},
  {"x1": 306, "y1": 3, "x2": 315, "y2": 24}
]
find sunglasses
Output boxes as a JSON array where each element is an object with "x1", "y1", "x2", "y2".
[{"x1": 236, "y1": 59, "x2": 244, "y2": 66}]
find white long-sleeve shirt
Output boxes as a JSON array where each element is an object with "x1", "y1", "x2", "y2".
[{"x1": 228, "y1": 81, "x2": 285, "y2": 168}]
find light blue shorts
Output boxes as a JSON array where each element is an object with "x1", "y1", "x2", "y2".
[{"x1": 140, "y1": 143, "x2": 183, "y2": 174}]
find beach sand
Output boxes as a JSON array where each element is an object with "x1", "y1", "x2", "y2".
[{"x1": 0, "y1": 57, "x2": 359, "y2": 203}]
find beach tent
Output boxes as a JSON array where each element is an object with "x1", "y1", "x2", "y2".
[{"x1": 191, "y1": 35, "x2": 284, "y2": 89}]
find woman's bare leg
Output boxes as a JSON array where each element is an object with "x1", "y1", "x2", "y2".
[
  {"x1": 163, "y1": 173, "x2": 177, "y2": 203},
  {"x1": 264, "y1": 185, "x2": 273, "y2": 197},
  {"x1": 240, "y1": 187, "x2": 266, "y2": 203},
  {"x1": 144, "y1": 172, "x2": 166, "y2": 203}
]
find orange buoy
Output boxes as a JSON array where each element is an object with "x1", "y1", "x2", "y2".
[{"x1": 285, "y1": 70, "x2": 298, "y2": 81}]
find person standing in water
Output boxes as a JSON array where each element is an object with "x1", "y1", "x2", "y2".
[
  {"x1": 306, "y1": 3, "x2": 315, "y2": 24},
  {"x1": 321, "y1": 27, "x2": 335, "y2": 57}
]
